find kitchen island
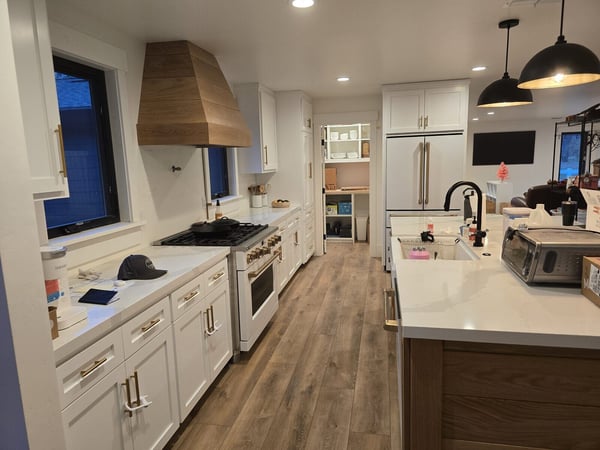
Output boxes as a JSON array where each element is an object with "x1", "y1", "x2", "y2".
[{"x1": 390, "y1": 215, "x2": 600, "y2": 450}]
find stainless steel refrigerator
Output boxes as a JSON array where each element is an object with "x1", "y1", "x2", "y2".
[{"x1": 384, "y1": 132, "x2": 465, "y2": 270}]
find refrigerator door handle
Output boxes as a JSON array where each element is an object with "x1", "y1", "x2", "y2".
[
  {"x1": 418, "y1": 142, "x2": 424, "y2": 205},
  {"x1": 424, "y1": 141, "x2": 431, "y2": 205}
]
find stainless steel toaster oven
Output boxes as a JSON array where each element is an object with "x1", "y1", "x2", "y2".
[{"x1": 501, "y1": 227, "x2": 600, "y2": 284}]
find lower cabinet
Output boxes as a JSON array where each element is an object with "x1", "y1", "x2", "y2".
[
  {"x1": 61, "y1": 324, "x2": 178, "y2": 450},
  {"x1": 276, "y1": 211, "x2": 302, "y2": 293},
  {"x1": 62, "y1": 364, "x2": 133, "y2": 450},
  {"x1": 58, "y1": 257, "x2": 232, "y2": 449},
  {"x1": 172, "y1": 281, "x2": 231, "y2": 420}
]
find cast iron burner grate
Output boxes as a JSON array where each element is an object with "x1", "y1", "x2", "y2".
[{"x1": 158, "y1": 223, "x2": 268, "y2": 247}]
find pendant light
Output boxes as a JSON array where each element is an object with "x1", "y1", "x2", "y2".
[
  {"x1": 518, "y1": 0, "x2": 600, "y2": 89},
  {"x1": 478, "y1": 19, "x2": 533, "y2": 108}
]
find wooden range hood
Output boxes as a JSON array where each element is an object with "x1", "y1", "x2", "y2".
[{"x1": 137, "y1": 41, "x2": 251, "y2": 147}]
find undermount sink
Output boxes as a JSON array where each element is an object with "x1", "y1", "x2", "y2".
[{"x1": 397, "y1": 235, "x2": 479, "y2": 261}]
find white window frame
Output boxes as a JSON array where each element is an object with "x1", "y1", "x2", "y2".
[{"x1": 202, "y1": 147, "x2": 241, "y2": 205}]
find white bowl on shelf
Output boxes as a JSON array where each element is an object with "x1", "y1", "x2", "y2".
[
  {"x1": 330, "y1": 153, "x2": 346, "y2": 159},
  {"x1": 349, "y1": 130, "x2": 358, "y2": 139},
  {"x1": 340, "y1": 133, "x2": 349, "y2": 140},
  {"x1": 330, "y1": 131, "x2": 339, "y2": 140}
]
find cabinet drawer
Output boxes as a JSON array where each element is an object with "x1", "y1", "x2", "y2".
[
  {"x1": 56, "y1": 327, "x2": 124, "y2": 409},
  {"x1": 170, "y1": 274, "x2": 205, "y2": 322},
  {"x1": 122, "y1": 297, "x2": 171, "y2": 359},
  {"x1": 205, "y1": 258, "x2": 228, "y2": 295}
]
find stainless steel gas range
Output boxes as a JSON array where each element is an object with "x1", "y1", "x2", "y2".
[{"x1": 155, "y1": 221, "x2": 281, "y2": 359}]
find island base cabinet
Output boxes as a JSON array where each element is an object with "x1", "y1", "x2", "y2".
[
  {"x1": 62, "y1": 364, "x2": 134, "y2": 450},
  {"x1": 403, "y1": 339, "x2": 600, "y2": 450}
]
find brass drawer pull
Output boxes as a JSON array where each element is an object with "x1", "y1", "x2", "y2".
[
  {"x1": 210, "y1": 271, "x2": 225, "y2": 282},
  {"x1": 80, "y1": 357, "x2": 108, "y2": 378},
  {"x1": 141, "y1": 318, "x2": 160, "y2": 333},
  {"x1": 183, "y1": 290, "x2": 199, "y2": 303}
]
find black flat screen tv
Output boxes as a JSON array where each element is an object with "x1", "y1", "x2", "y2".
[{"x1": 472, "y1": 131, "x2": 536, "y2": 165}]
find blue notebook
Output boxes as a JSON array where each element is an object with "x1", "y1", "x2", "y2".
[{"x1": 78, "y1": 288, "x2": 119, "y2": 305}]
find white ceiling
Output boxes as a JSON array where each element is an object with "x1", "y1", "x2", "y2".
[{"x1": 47, "y1": 0, "x2": 600, "y2": 121}]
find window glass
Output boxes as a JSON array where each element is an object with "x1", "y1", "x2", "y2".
[
  {"x1": 44, "y1": 56, "x2": 119, "y2": 237},
  {"x1": 208, "y1": 147, "x2": 230, "y2": 199}
]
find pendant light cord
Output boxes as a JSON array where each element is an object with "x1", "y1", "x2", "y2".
[
  {"x1": 557, "y1": 0, "x2": 566, "y2": 43},
  {"x1": 504, "y1": 24, "x2": 511, "y2": 77}
]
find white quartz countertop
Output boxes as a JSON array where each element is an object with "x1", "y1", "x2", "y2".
[
  {"x1": 232, "y1": 204, "x2": 302, "y2": 228},
  {"x1": 391, "y1": 215, "x2": 600, "y2": 349},
  {"x1": 53, "y1": 246, "x2": 229, "y2": 365}
]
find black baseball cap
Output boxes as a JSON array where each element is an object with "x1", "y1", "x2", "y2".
[{"x1": 117, "y1": 255, "x2": 167, "y2": 280}]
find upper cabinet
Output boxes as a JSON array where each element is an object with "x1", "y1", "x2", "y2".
[
  {"x1": 8, "y1": 0, "x2": 69, "y2": 200},
  {"x1": 382, "y1": 80, "x2": 469, "y2": 134},
  {"x1": 235, "y1": 83, "x2": 278, "y2": 173}
]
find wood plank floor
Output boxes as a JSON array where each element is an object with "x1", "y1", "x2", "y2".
[{"x1": 166, "y1": 243, "x2": 399, "y2": 450}]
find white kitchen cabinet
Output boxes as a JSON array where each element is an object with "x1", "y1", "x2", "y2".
[
  {"x1": 203, "y1": 281, "x2": 232, "y2": 380},
  {"x1": 382, "y1": 81, "x2": 469, "y2": 134},
  {"x1": 272, "y1": 91, "x2": 315, "y2": 263},
  {"x1": 303, "y1": 207, "x2": 315, "y2": 264},
  {"x1": 171, "y1": 258, "x2": 231, "y2": 421},
  {"x1": 59, "y1": 298, "x2": 178, "y2": 450},
  {"x1": 235, "y1": 83, "x2": 278, "y2": 173},
  {"x1": 276, "y1": 211, "x2": 302, "y2": 292},
  {"x1": 8, "y1": 0, "x2": 69, "y2": 200},
  {"x1": 62, "y1": 363, "x2": 133, "y2": 450},
  {"x1": 123, "y1": 325, "x2": 179, "y2": 450}
]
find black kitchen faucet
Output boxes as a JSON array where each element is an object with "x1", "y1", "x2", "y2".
[{"x1": 444, "y1": 181, "x2": 486, "y2": 247}]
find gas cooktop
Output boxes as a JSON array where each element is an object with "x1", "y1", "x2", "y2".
[{"x1": 155, "y1": 223, "x2": 269, "y2": 247}]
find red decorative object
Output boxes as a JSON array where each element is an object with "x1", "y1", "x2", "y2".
[{"x1": 497, "y1": 161, "x2": 509, "y2": 181}]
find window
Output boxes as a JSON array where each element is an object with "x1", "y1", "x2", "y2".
[
  {"x1": 208, "y1": 147, "x2": 230, "y2": 199},
  {"x1": 44, "y1": 56, "x2": 119, "y2": 238}
]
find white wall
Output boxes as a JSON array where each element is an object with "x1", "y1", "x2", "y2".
[{"x1": 466, "y1": 118, "x2": 557, "y2": 201}]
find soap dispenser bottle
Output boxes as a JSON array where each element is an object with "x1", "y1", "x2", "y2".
[{"x1": 215, "y1": 199, "x2": 223, "y2": 220}]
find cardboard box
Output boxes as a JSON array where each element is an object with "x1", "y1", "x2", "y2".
[
  {"x1": 325, "y1": 168, "x2": 337, "y2": 190},
  {"x1": 582, "y1": 256, "x2": 600, "y2": 308},
  {"x1": 326, "y1": 203, "x2": 338, "y2": 215}
]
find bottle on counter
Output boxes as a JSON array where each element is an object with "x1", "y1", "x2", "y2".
[{"x1": 215, "y1": 199, "x2": 223, "y2": 220}]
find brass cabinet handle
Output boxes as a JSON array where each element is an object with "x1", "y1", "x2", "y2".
[
  {"x1": 123, "y1": 372, "x2": 152, "y2": 415},
  {"x1": 210, "y1": 271, "x2": 225, "y2": 283},
  {"x1": 264, "y1": 145, "x2": 269, "y2": 166},
  {"x1": 54, "y1": 124, "x2": 67, "y2": 177},
  {"x1": 424, "y1": 141, "x2": 431, "y2": 205},
  {"x1": 140, "y1": 318, "x2": 160, "y2": 333},
  {"x1": 307, "y1": 118, "x2": 312, "y2": 129},
  {"x1": 132, "y1": 371, "x2": 141, "y2": 406},
  {"x1": 309, "y1": 162, "x2": 312, "y2": 179},
  {"x1": 418, "y1": 142, "x2": 424, "y2": 204},
  {"x1": 424, "y1": 115, "x2": 429, "y2": 129},
  {"x1": 383, "y1": 289, "x2": 399, "y2": 332},
  {"x1": 183, "y1": 290, "x2": 199, "y2": 303},
  {"x1": 80, "y1": 357, "x2": 108, "y2": 378},
  {"x1": 205, "y1": 305, "x2": 223, "y2": 336},
  {"x1": 418, "y1": 116, "x2": 423, "y2": 129},
  {"x1": 122, "y1": 378, "x2": 133, "y2": 417},
  {"x1": 294, "y1": 231, "x2": 299, "y2": 246}
]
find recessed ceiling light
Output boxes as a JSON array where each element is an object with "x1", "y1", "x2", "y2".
[
  {"x1": 290, "y1": 0, "x2": 314, "y2": 8},
  {"x1": 487, "y1": 111, "x2": 495, "y2": 115},
  {"x1": 472, "y1": 117, "x2": 480, "y2": 121},
  {"x1": 472, "y1": 66, "x2": 487, "y2": 72},
  {"x1": 337, "y1": 76, "x2": 350, "y2": 82}
]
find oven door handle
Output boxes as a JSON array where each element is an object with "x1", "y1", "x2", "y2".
[{"x1": 248, "y1": 249, "x2": 281, "y2": 280}]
